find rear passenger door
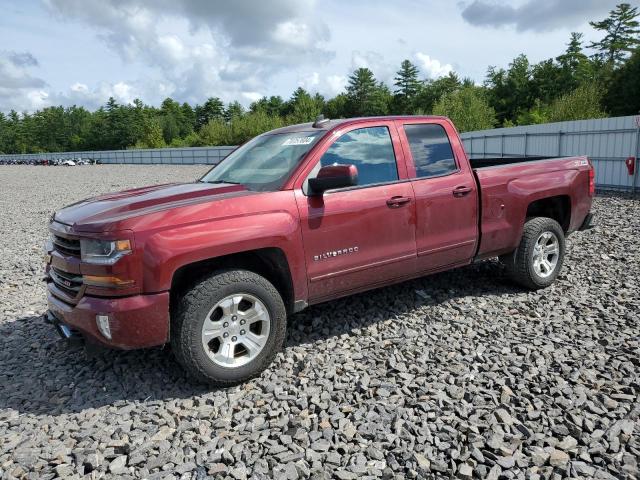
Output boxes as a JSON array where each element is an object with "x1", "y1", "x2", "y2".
[
  {"x1": 397, "y1": 120, "x2": 478, "y2": 272},
  {"x1": 294, "y1": 123, "x2": 417, "y2": 301}
]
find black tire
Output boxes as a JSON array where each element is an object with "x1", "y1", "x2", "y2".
[
  {"x1": 501, "y1": 217, "x2": 566, "y2": 290},
  {"x1": 171, "y1": 269, "x2": 287, "y2": 386}
]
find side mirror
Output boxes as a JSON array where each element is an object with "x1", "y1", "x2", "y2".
[{"x1": 309, "y1": 164, "x2": 358, "y2": 194}]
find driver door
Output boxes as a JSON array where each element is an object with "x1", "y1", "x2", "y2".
[{"x1": 294, "y1": 122, "x2": 417, "y2": 302}]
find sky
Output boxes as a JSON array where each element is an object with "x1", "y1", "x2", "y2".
[{"x1": 0, "y1": 0, "x2": 635, "y2": 113}]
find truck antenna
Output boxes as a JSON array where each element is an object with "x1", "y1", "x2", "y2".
[{"x1": 312, "y1": 114, "x2": 330, "y2": 128}]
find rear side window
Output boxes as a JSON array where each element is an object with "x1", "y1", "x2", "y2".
[
  {"x1": 404, "y1": 124, "x2": 457, "y2": 178},
  {"x1": 319, "y1": 126, "x2": 398, "y2": 186}
]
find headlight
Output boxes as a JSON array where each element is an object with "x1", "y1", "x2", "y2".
[{"x1": 80, "y1": 239, "x2": 132, "y2": 265}]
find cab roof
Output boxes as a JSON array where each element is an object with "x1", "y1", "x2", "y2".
[{"x1": 267, "y1": 115, "x2": 450, "y2": 135}]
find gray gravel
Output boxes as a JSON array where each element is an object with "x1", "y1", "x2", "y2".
[{"x1": 0, "y1": 165, "x2": 638, "y2": 480}]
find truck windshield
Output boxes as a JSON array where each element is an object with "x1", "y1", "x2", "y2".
[{"x1": 200, "y1": 131, "x2": 324, "y2": 191}]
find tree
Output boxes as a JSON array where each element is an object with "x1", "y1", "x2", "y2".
[
  {"x1": 159, "y1": 97, "x2": 193, "y2": 144},
  {"x1": 531, "y1": 59, "x2": 566, "y2": 105},
  {"x1": 195, "y1": 97, "x2": 224, "y2": 130},
  {"x1": 588, "y1": 3, "x2": 640, "y2": 67},
  {"x1": 346, "y1": 68, "x2": 380, "y2": 116},
  {"x1": 250, "y1": 96, "x2": 286, "y2": 117},
  {"x1": 393, "y1": 60, "x2": 421, "y2": 113},
  {"x1": 285, "y1": 88, "x2": 323, "y2": 123},
  {"x1": 414, "y1": 72, "x2": 462, "y2": 114},
  {"x1": 432, "y1": 86, "x2": 496, "y2": 132},
  {"x1": 485, "y1": 54, "x2": 536, "y2": 125},
  {"x1": 546, "y1": 83, "x2": 607, "y2": 122},
  {"x1": 556, "y1": 32, "x2": 594, "y2": 88},
  {"x1": 224, "y1": 101, "x2": 245, "y2": 122},
  {"x1": 199, "y1": 111, "x2": 283, "y2": 146},
  {"x1": 0, "y1": 112, "x2": 8, "y2": 153},
  {"x1": 324, "y1": 93, "x2": 349, "y2": 119},
  {"x1": 603, "y1": 48, "x2": 640, "y2": 115},
  {"x1": 134, "y1": 118, "x2": 166, "y2": 149}
]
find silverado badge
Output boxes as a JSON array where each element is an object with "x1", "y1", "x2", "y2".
[{"x1": 314, "y1": 246, "x2": 359, "y2": 261}]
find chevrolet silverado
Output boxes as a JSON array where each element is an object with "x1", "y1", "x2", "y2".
[{"x1": 45, "y1": 116, "x2": 595, "y2": 385}]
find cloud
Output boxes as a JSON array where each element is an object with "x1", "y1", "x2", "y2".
[
  {"x1": 241, "y1": 91, "x2": 263, "y2": 103},
  {"x1": 47, "y1": 81, "x2": 141, "y2": 110},
  {"x1": 460, "y1": 0, "x2": 618, "y2": 32},
  {"x1": 8, "y1": 52, "x2": 39, "y2": 68},
  {"x1": 351, "y1": 50, "x2": 395, "y2": 85},
  {"x1": 325, "y1": 75, "x2": 347, "y2": 95},
  {"x1": 415, "y1": 53, "x2": 453, "y2": 79},
  {"x1": 298, "y1": 71, "x2": 320, "y2": 90},
  {"x1": 297, "y1": 72, "x2": 347, "y2": 97},
  {"x1": 42, "y1": 0, "x2": 334, "y2": 107},
  {"x1": 0, "y1": 50, "x2": 49, "y2": 111}
]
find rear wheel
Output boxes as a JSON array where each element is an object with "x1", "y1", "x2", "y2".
[
  {"x1": 501, "y1": 217, "x2": 565, "y2": 290},
  {"x1": 172, "y1": 270, "x2": 287, "y2": 386}
]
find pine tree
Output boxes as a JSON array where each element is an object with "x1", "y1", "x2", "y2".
[
  {"x1": 603, "y1": 48, "x2": 640, "y2": 115},
  {"x1": 195, "y1": 97, "x2": 224, "y2": 129},
  {"x1": 393, "y1": 60, "x2": 421, "y2": 114},
  {"x1": 224, "y1": 101, "x2": 245, "y2": 122},
  {"x1": 556, "y1": 33, "x2": 595, "y2": 91},
  {"x1": 286, "y1": 88, "x2": 322, "y2": 123},
  {"x1": 588, "y1": 3, "x2": 640, "y2": 66},
  {"x1": 346, "y1": 68, "x2": 378, "y2": 116}
]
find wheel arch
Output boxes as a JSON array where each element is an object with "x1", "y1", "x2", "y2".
[
  {"x1": 170, "y1": 247, "x2": 296, "y2": 315},
  {"x1": 525, "y1": 195, "x2": 571, "y2": 232}
]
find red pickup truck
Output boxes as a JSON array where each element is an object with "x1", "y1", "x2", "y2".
[{"x1": 45, "y1": 116, "x2": 595, "y2": 385}]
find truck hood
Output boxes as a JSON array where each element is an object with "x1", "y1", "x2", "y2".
[{"x1": 54, "y1": 182, "x2": 253, "y2": 232}]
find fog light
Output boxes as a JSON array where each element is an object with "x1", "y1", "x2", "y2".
[{"x1": 96, "y1": 314, "x2": 112, "y2": 340}]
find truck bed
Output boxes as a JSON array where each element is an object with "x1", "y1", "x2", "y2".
[
  {"x1": 469, "y1": 156, "x2": 563, "y2": 169},
  {"x1": 470, "y1": 154, "x2": 592, "y2": 260}
]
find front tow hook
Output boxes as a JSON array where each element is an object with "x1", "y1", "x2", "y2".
[{"x1": 45, "y1": 310, "x2": 84, "y2": 346}]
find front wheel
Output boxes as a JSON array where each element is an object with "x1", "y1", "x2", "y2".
[
  {"x1": 501, "y1": 217, "x2": 566, "y2": 290},
  {"x1": 171, "y1": 270, "x2": 287, "y2": 386}
]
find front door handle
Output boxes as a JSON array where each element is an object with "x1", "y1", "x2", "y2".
[
  {"x1": 453, "y1": 186, "x2": 472, "y2": 197},
  {"x1": 386, "y1": 196, "x2": 412, "y2": 208}
]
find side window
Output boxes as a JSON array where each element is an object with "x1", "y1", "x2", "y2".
[
  {"x1": 318, "y1": 126, "x2": 399, "y2": 187},
  {"x1": 404, "y1": 124, "x2": 457, "y2": 178}
]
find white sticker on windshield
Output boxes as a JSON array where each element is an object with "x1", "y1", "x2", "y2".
[{"x1": 282, "y1": 136, "x2": 314, "y2": 146}]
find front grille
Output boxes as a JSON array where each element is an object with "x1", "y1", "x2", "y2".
[
  {"x1": 50, "y1": 267, "x2": 83, "y2": 297},
  {"x1": 52, "y1": 234, "x2": 81, "y2": 257}
]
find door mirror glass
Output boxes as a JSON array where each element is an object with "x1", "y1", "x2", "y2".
[{"x1": 308, "y1": 164, "x2": 358, "y2": 194}]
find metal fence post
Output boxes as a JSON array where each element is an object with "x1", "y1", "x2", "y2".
[
  {"x1": 634, "y1": 123, "x2": 639, "y2": 195},
  {"x1": 500, "y1": 135, "x2": 504, "y2": 158},
  {"x1": 523, "y1": 133, "x2": 528, "y2": 157},
  {"x1": 557, "y1": 131, "x2": 563, "y2": 157}
]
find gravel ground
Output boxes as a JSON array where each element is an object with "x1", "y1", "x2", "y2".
[{"x1": 0, "y1": 165, "x2": 638, "y2": 480}]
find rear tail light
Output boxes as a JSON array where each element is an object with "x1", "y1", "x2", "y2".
[{"x1": 588, "y1": 165, "x2": 595, "y2": 197}]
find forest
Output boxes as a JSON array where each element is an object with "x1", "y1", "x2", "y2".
[{"x1": 0, "y1": 3, "x2": 639, "y2": 154}]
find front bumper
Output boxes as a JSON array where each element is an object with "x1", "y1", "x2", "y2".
[{"x1": 47, "y1": 289, "x2": 170, "y2": 349}]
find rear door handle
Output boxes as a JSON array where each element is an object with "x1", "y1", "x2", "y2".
[
  {"x1": 386, "y1": 196, "x2": 412, "y2": 208},
  {"x1": 453, "y1": 186, "x2": 472, "y2": 197}
]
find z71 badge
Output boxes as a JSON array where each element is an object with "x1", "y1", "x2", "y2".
[{"x1": 314, "y1": 246, "x2": 359, "y2": 261}]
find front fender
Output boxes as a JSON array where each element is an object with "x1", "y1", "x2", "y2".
[{"x1": 139, "y1": 210, "x2": 307, "y2": 300}]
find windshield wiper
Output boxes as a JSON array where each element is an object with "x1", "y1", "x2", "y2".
[{"x1": 200, "y1": 179, "x2": 244, "y2": 185}]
